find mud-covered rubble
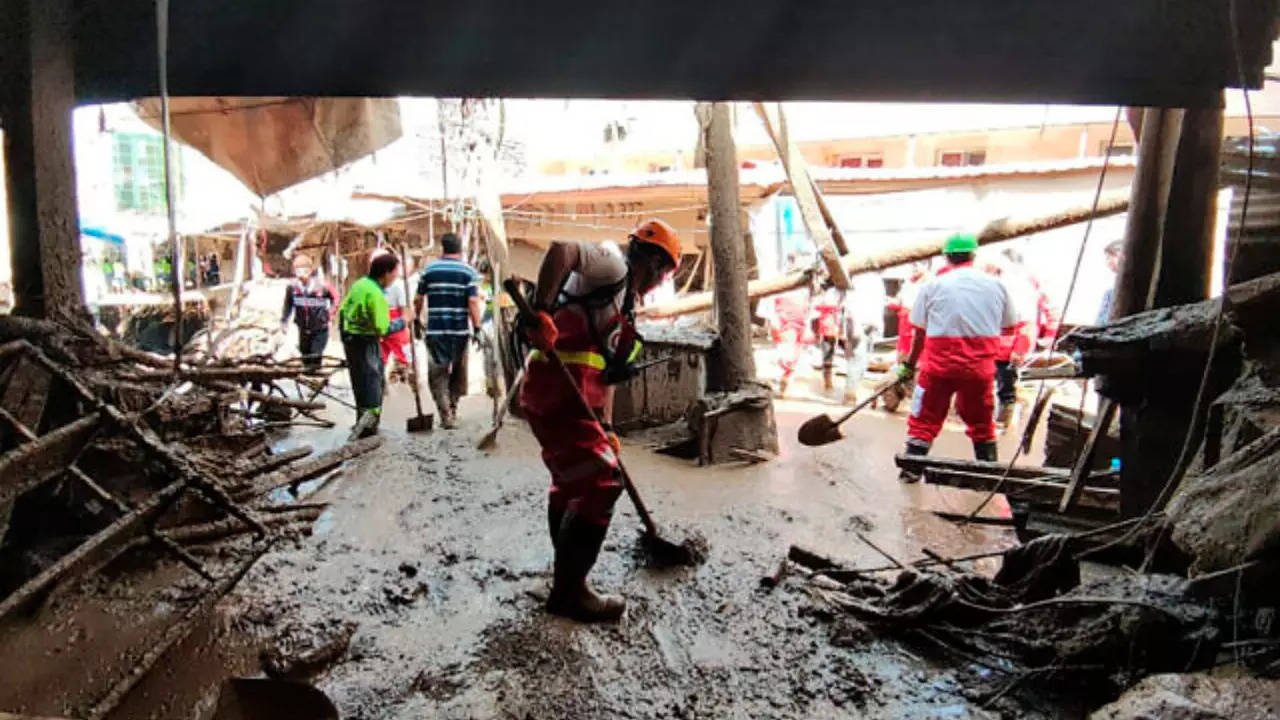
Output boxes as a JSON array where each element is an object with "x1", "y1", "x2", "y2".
[{"x1": 217, "y1": 416, "x2": 1040, "y2": 720}]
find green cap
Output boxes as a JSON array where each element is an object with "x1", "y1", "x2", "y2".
[{"x1": 943, "y1": 233, "x2": 978, "y2": 254}]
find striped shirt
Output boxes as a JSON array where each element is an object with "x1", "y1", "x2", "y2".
[{"x1": 416, "y1": 257, "x2": 479, "y2": 336}]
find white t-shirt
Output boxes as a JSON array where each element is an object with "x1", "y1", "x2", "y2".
[
  {"x1": 384, "y1": 281, "x2": 408, "y2": 309},
  {"x1": 561, "y1": 242, "x2": 628, "y2": 327}
]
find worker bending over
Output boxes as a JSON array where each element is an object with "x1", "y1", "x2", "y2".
[
  {"x1": 339, "y1": 251, "x2": 402, "y2": 437},
  {"x1": 897, "y1": 234, "x2": 1017, "y2": 479},
  {"x1": 520, "y1": 219, "x2": 681, "y2": 622}
]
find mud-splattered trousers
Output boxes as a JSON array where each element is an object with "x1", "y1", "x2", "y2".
[{"x1": 520, "y1": 309, "x2": 623, "y2": 527}]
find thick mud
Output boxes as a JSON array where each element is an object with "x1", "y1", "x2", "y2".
[
  {"x1": 221, "y1": 367, "x2": 1030, "y2": 719},
  {"x1": 0, "y1": 362, "x2": 1037, "y2": 719}
]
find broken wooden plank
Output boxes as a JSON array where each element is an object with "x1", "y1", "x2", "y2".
[
  {"x1": 0, "y1": 355, "x2": 52, "y2": 429},
  {"x1": 119, "y1": 365, "x2": 311, "y2": 384},
  {"x1": 237, "y1": 445, "x2": 313, "y2": 478},
  {"x1": 1059, "y1": 399, "x2": 1119, "y2": 513},
  {"x1": 13, "y1": 341, "x2": 268, "y2": 536},
  {"x1": 0, "y1": 406, "x2": 211, "y2": 581},
  {"x1": 0, "y1": 480, "x2": 187, "y2": 622},
  {"x1": 922, "y1": 468, "x2": 1118, "y2": 512},
  {"x1": 84, "y1": 547, "x2": 267, "y2": 720},
  {"x1": 894, "y1": 453, "x2": 1072, "y2": 481},
  {"x1": 0, "y1": 412, "x2": 102, "y2": 507},
  {"x1": 233, "y1": 436, "x2": 383, "y2": 501},
  {"x1": 753, "y1": 102, "x2": 850, "y2": 288}
]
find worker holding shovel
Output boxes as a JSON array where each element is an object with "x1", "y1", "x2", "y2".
[
  {"x1": 338, "y1": 251, "x2": 401, "y2": 438},
  {"x1": 519, "y1": 219, "x2": 681, "y2": 622},
  {"x1": 896, "y1": 234, "x2": 1018, "y2": 480}
]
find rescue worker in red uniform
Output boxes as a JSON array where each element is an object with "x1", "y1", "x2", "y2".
[
  {"x1": 520, "y1": 220, "x2": 681, "y2": 623},
  {"x1": 897, "y1": 234, "x2": 1018, "y2": 480}
]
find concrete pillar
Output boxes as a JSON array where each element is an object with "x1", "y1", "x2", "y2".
[{"x1": 1, "y1": 0, "x2": 86, "y2": 319}]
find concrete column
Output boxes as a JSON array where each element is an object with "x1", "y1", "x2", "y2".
[{"x1": 1, "y1": 0, "x2": 85, "y2": 319}]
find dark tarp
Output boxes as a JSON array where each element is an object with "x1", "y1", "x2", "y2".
[{"x1": 133, "y1": 97, "x2": 401, "y2": 197}]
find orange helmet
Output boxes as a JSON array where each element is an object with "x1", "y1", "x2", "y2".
[{"x1": 629, "y1": 219, "x2": 682, "y2": 270}]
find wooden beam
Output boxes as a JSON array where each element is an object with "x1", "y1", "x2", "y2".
[
  {"x1": 1, "y1": 0, "x2": 86, "y2": 319},
  {"x1": 923, "y1": 467, "x2": 1117, "y2": 512},
  {"x1": 702, "y1": 102, "x2": 757, "y2": 390},
  {"x1": 753, "y1": 102, "x2": 850, "y2": 288},
  {"x1": 1058, "y1": 399, "x2": 1119, "y2": 513},
  {"x1": 0, "y1": 479, "x2": 187, "y2": 621},
  {"x1": 0, "y1": 354, "x2": 51, "y2": 428},
  {"x1": 0, "y1": 412, "x2": 102, "y2": 506},
  {"x1": 1155, "y1": 104, "x2": 1223, "y2": 307},
  {"x1": 640, "y1": 192, "x2": 1129, "y2": 319},
  {"x1": 893, "y1": 453, "x2": 1120, "y2": 488},
  {"x1": 1109, "y1": 108, "x2": 1183, "y2": 320}
]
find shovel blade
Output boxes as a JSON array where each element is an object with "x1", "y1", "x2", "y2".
[
  {"x1": 213, "y1": 678, "x2": 338, "y2": 720},
  {"x1": 406, "y1": 414, "x2": 433, "y2": 433},
  {"x1": 797, "y1": 414, "x2": 844, "y2": 446}
]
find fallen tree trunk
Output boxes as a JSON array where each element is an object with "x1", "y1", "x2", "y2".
[{"x1": 641, "y1": 192, "x2": 1130, "y2": 318}]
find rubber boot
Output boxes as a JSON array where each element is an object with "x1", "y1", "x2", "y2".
[
  {"x1": 547, "y1": 506, "x2": 565, "y2": 550},
  {"x1": 899, "y1": 439, "x2": 930, "y2": 483},
  {"x1": 822, "y1": 366, "x2": 834, "y2": 392},
  {"x1": 546, "y1": 515, "x2": 625, "y2": 623},
  {"x1": 974, "y1": 441, "x2": 998, "y2": 462}
]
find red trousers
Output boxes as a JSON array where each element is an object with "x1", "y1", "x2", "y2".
[
  {"x1": 525, "y1": 408, "x2": 622, "y2": 527},
  {"x1": 380, "y1": 307, "x2": 410, "y2": 366},
  {"x1": 907, "y1": 371, "x2": 997, "y2": 444}
]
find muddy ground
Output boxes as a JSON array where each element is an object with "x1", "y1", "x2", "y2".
[{"x1": 0, "y1": 358, "x2": 1071, "y2": 719}]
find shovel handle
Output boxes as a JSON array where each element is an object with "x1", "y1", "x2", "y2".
[
  {"x1": 398, "y1": 245, "x2": 427, "y2": 418},
  {"x1": 503, "y1": 279, "x2": 659, "y2": 536},
  {"x1": 830, "y1": 379, "x2": 902, "y2": 427}
]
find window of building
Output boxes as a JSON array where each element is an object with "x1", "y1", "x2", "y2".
[
  {"x1": 112, "y1": 132, "x2": 177, "y2": 214},
  {"x1": 938, "y1": 150, "x2": 986, "y2": 167},
  {"x1": 1102, "y1": 143, "x2": 1134, "y2": 157},
  {"x1": 838, "y1": 153, "x2": 884, "y2": 169}
]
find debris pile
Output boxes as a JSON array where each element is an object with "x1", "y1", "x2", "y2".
[
  {"x1": 788, "y1": 532, "x2": 1273, "y2": 711},
  {"x1": 0, "y1": 316, "x2": 380, "y2": 718}
]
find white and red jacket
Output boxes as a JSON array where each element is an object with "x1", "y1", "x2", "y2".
[{"x1": 909, "y1": 263, "x2": 1018, "y2": 380}]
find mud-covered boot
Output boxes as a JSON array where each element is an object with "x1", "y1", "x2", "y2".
[
  {"x1": 974, "y1": 441, "x2": 998, "y2": 462},
  {"x1": 899, "y1": 439, "x2": 930, "y2": 483},
  {"x1": 547, "y1": 506, "x2": 565, "y2": 550},
  {"x1": 546, "y1": 516, "x2": 625, "y2": 623},
  {"x1": 822, "y1": 366, "x2": 834, "y2": 393}
]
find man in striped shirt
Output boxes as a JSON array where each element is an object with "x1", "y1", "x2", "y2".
[
  {"x1": 413, "y1": 233, "x2": 483, "y2": 428},
  {"x1": 897, "y1": 234, "x2": 1018, "y2": 480}
]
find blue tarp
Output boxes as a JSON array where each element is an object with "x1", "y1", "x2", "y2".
[{"x1": 81, "y1": 226, "x2": 125, "y2": 246}]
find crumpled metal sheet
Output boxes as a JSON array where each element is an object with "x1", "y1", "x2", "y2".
[{"x1": 134, "y1": 97, "x2": 401, "y2": 197}]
